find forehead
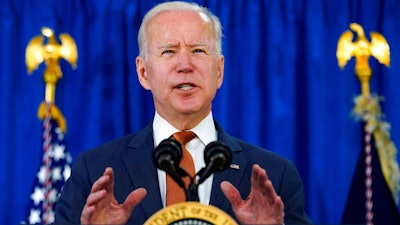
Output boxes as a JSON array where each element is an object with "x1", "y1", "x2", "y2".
[{"x1": 146, "y1": 10, "x2": 214, "y2": 40}]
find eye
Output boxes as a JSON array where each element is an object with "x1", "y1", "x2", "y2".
[
  {"x1": 193, "y1": 48, "x2": 207, "y2": 54},
  {"x1": 161, "y1": 49, "x2": 174, "y2": 55}
]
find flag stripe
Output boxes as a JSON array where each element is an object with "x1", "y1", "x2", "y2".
[{"x1": 23, "y1": 103, "x2": 72, "y2": 224}]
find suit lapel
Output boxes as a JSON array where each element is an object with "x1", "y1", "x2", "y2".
[
  {"x1": 209, "y1": 123, "x2": 249, "y2": 211},
  {"x1": 210, "y1": 153, "x2": 248, "y2": 211},
  {"x1": 121, "y1": 124, "x2": 163, "y2": 219}
]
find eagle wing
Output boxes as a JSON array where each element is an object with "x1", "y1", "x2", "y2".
[
  {"x1": 59, "y1": 33, "x2": 78, "y2": 68},
  {"x1": 25, "y1": 35, "x2": 44, "y2": 74},
  {"x1": 336, "y1": 30, "x2": 354, "y2": 68},
  {"x1": 370, "y1": 32, "x2": 390, "y2": 67}
]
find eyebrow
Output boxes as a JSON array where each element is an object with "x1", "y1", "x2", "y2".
[
  {"x1": 159, "y1": 43, "x2": 176, "y2": 49},
  {"x1": 190, "y1": 43, "x2": 208, "y2": 48},
  {"x1": 159, "y1": 42, "x2": 208, "y2": 50}
]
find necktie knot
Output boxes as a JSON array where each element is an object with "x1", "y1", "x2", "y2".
[{"x1": 172, "y1": 131, "x2": 196, "y2": 145}]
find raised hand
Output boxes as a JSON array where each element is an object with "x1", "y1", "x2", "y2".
[
  {"x1": 221, "y1": 164, "x2": 284, "y2": 224},
  {"x1": 80, "y1": 167, "x2": 147, "y2": 224}
]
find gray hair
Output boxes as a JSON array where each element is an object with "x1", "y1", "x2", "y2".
[{"x1": 137, "y1": 1, "x2": 223, "y2": 59}]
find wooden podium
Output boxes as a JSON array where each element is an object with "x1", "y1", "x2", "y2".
[{"x1": 144, "y1": 202, "x2": 238, "y2": 225}]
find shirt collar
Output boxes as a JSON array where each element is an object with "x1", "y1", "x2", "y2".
[{"x1": 153, "y1": 112, "x2": 217, "y2": 147}]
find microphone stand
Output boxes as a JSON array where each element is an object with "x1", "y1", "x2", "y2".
[
  {"x1": 183, "y1": 163, "x2": 217, "y2": 202},
  {"x1": 185, "y1": 176, "x2": 199, "y2": 202}
]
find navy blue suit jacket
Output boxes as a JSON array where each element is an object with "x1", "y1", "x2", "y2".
[{"x1": 55, "y1": 121, "x2": 312, "y2": 224}]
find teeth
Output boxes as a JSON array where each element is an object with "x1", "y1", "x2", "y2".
[{"x1": 178, "y1": 84, "x2": 193, "y2": 91}]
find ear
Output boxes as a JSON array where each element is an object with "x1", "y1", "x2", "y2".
[
  {"x1": 136, "y1": 56, "x2": 151, "y2": 90},
  {"x1": 216, "y1": 55, "x2": 224, "y2": 89}
]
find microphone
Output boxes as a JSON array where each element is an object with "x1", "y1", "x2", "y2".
[
  {"x1": 197, "y1": 141, "x2": 232, "y2": 185},
  {"x1": 152, "y1": 138, "x2": 185, "y2": 188}
]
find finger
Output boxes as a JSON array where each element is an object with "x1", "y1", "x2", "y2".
[
  {"x1": 250, "y1": 165, "x2": 264, "y2": 194},
  {"x1": 91, "y1": 170, "x2": 112, "y2": 193},
  {"x1": 80, "y1": 205, "x2": 95, "y2": 224},
  {"x1": 103, "y1": 167, "x2": 115, "y2": 193},
  {"x1": 251, "y1": 165, "x2": 279, "y2": 203},
  {"x1": 275, "y1": 195, "x2": 284, "y2": 211},
  {"x1": 85, "y1": 189, "x2": 107, "y2": 206},
  {"x1": 220, "y1": 181, "x2": 242, "y2": 207},
  {"x1": 123, "y1": 188, "x2": 147, "y2": 213},
  {"x1": 251, "y1": 164, "x2": 268, "y2": 190},
  {"x1": 264, "y1": 180, "x2": 279, "y2": 203},
  {"x1": 271, "y1": 195, "x2": 285, "y2": 220}
]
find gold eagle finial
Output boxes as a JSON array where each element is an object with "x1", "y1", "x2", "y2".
[
  {"x1": 25, "y1": 27, "x2": 77, "y2": 102},
  {"x1": 336, "y1": 23, "x2": 390, "y2": 96},
  {"x1": 26, "y1": 27, "x2": 78, "y2": 133}
]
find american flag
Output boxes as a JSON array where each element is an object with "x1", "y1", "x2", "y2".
[{"x1": 23, "y1": 105, "x2": 72, "y2": 224}]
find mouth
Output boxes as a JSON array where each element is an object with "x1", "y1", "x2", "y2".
[{"x1": 176, "y1": 83, "x2": 195, "y2": 91}]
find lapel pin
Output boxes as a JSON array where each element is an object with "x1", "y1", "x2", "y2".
[{"x1": 230, "y1": 164, "x2": 240, "y2": 170}]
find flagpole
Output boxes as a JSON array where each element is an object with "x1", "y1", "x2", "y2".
[{"x1": 25, "y1": 26, "x2": 77, "y2": 224}]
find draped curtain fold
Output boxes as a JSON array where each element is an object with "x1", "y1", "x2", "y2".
[{"x1": 1, "y1": 0, "x2": 399, "y2": 224}]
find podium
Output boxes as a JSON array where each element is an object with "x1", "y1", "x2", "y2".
[{"x1": 144, "y1": 202, "x2": 238, "y2": 225}]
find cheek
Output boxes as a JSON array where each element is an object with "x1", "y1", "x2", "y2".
[
  {"x1": 144, "y1": 64, "x2": 161, "y2": 84},
  {"x1": 146, "y1": 70, "x2": 169, "y2": 91}
]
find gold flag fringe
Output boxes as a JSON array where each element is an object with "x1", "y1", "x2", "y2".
[
  {"x1": 352, "y1": 94, "x2": 400, "y2": 205},
  {"x1": 37, "y1": 102, "x2": 67, "y2": 133}
]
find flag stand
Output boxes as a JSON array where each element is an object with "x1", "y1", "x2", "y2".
[{"x1": 337, "y1": 23, "x2": 400, "y2": 224}]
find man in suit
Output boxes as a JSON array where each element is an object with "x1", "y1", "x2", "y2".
[{"x1": 55, "y1": 1, "x2": 312, "y2": 224}]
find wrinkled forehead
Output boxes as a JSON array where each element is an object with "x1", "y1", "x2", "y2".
[{"x1": 147, "y1": 10, "x2": 212, "y2": 31}]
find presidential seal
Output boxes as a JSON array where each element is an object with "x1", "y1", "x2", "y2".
[{"x1": 144, "y1": 202, "x2": 238, "y2": 225}]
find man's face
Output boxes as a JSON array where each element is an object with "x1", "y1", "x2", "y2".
[{"x1": 136, "y1": 10, "x2": 224, "y2": 125}]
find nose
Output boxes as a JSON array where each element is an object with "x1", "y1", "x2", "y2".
[{"x1": 176, "y1": 51, "x2": 193, "y2": 73}]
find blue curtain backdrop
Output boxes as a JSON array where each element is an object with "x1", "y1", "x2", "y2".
[{"x1": 1, "y1": 0, "x2": 399, "y2": 224}]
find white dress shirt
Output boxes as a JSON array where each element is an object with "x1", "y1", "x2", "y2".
[{"x1": 153, "y1": 112, "x2": 217, "y2": 207}]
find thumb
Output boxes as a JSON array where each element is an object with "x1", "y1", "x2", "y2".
[
  {"x1": 122, "y1": 188, "x2": 147, "y2": 213},
  {"x1": 220, "y1": 181, "x2": 242, "y2": 207}
]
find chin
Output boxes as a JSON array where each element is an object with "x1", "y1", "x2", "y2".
[{"x1": 174, "y1": 98, "x2": 210, "y2": 114}]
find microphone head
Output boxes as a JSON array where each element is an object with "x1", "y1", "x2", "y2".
[
  {"x1": 152, "y1": 138, "x2": 182, "y2": 172},
  {"x1": 204, "y1": 141, "x2": 232, "y2": 172}
]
